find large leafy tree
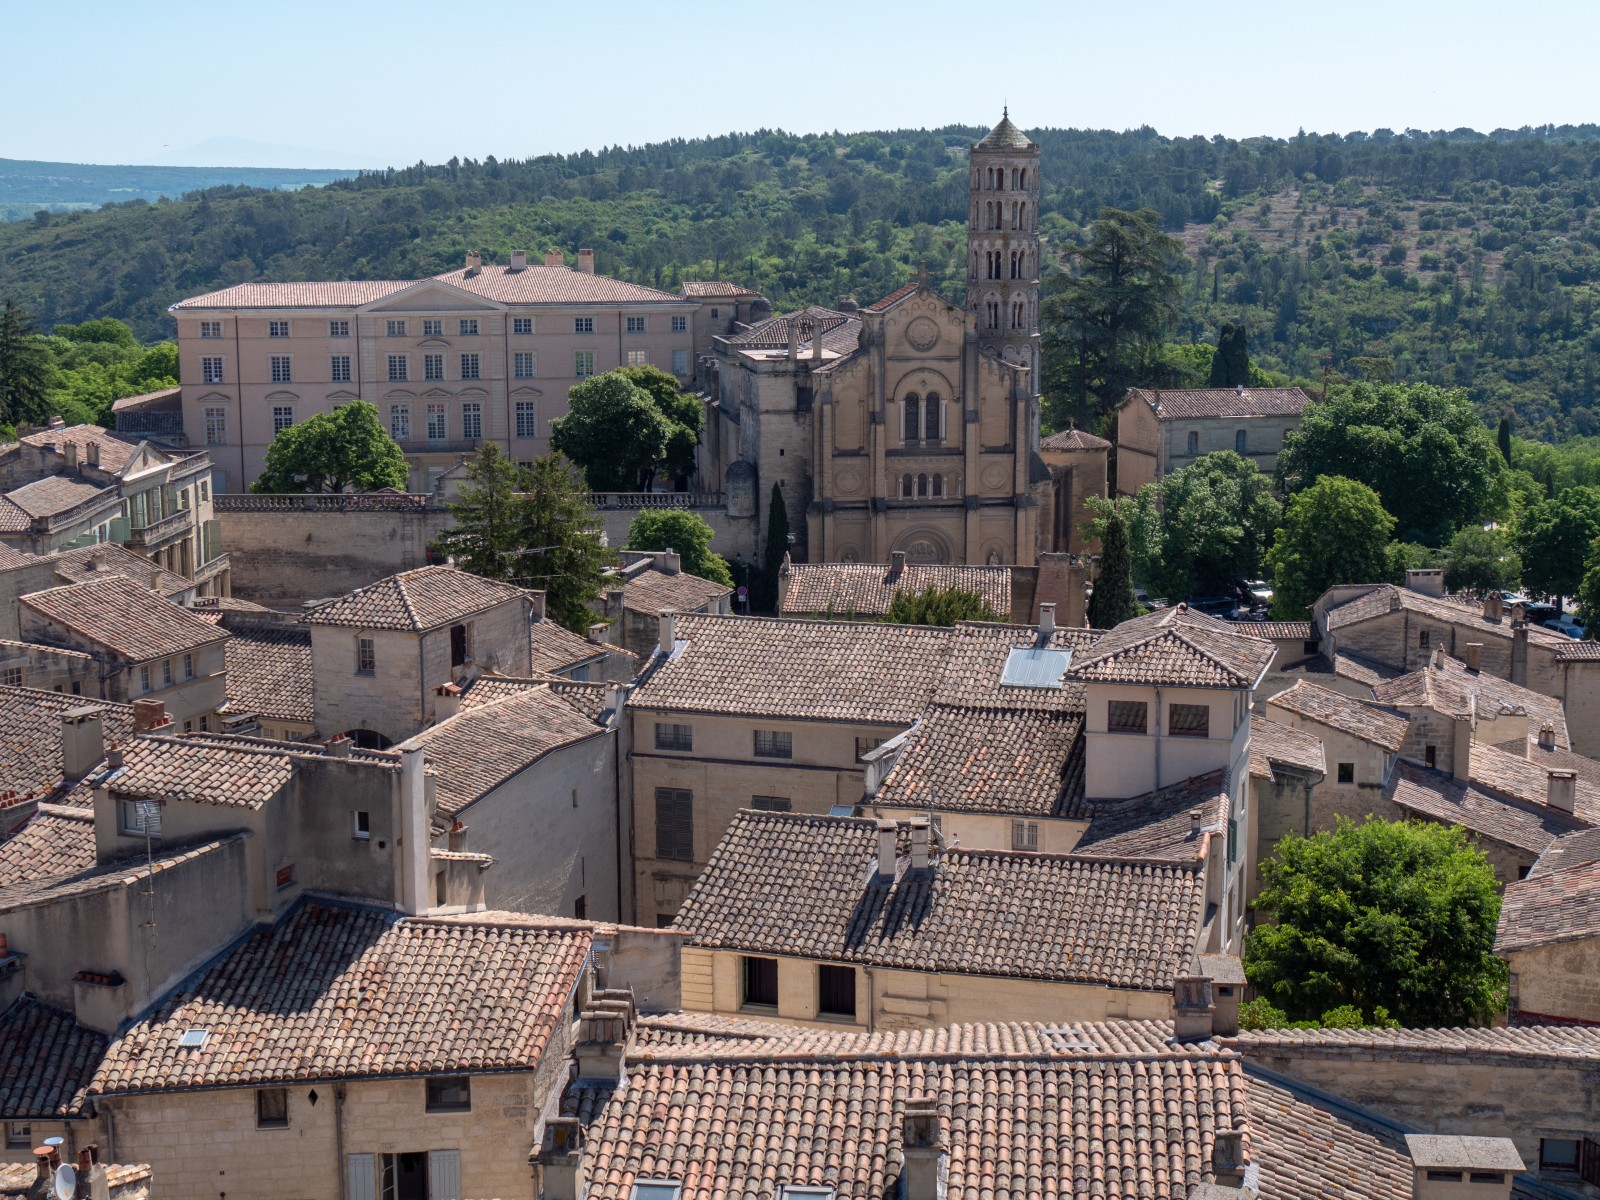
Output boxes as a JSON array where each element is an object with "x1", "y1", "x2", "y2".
[
  {"x1": 1442, "y1": 526, "x2": 1522, "y2": 598},
  {"x1": 516, "y1": 454, "x2": 617, "y2": 632},
  {"x1": 1206, "y1": 323, "x2": 1250, "y2": 387},
  {"x1": 1246, "y1": 818, "x2": 1507, "y2": 1027},
  {"x1": 250, "y1": 400, "x2": 408, "y2": 493},
  {"x1": 1082, "y1": 490, "x2": 1163, "y2": 596},
  {"x1": 886, "y1": 585, "x2": 1001, "y2": 626},
  {"x1": 1148, "y1": 451, "x2": 1281, "y2": 600},
  {"x1": 1275, "y1": 382, "x2": 1505, "y2": 546},
  {"x1": 1267, "y1": 475, "x2": 1396, "y2": 618},
  {"x1": 1041, "y1": 207, "x2": 1183, "y2": 428},
  {"x1": 1087, "y1": 503, "x2": 1140, "y2": 627},
  {"x1": 551, "y1": 369, "x2": 675, "y2": 492},
  {"x1": 431, "y1": 443, "x2": 527, "y2": 580},
  {"x1": 1516, "y1": 486, "x2": 1600, "y2": 604},
  {"x1": 0, "y1": 297, "x2": 52, "y2": 429},
  {"x1": 1577, "y1": 540, "x2": 1600, "y2": 637},
  {"x1": 616, "y1": 364, "x2": 703, "y2": 485},
  {"x1": 626, "y1": 509, "x2": 734, "y2": 587}
]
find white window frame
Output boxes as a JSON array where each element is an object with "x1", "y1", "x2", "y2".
[
  {"x1": 574, "y1": 350, "x2": 595, "y2": 377},
  {"x1": 423, "y1": 354, "x2": 444, "y2": 381},
  {"x1": 356, "y1": 637, "x2": 376, "y2": 674},
  {"x1": 512, "y1": 317, "x2": 533, "y2": 335},
  {"x1": 387, "y1": 355, "x2": 408, "y2": 383},
  {"x1": 626, "y1": 349, "x2": 648, "y2": 366},
  {"x1": 574, "y1": 317, "x2": 594, "y2": 334},
  {"x1": 460, "y1": 353, "x2": 480, "y2": 380},
  {"x1": 328, "y1": 319, "x2": 350, "y2": 338},
  {"x1": 268, "y1": 320, "x2": 290, "y2": 338},
  {"x1": 386, "y1": 319, "x2": 406, "y2": 337},
  {"x1": 272, "y1": 405, "x2": 294, "y2": 433},
  {"x1": 461, "y1": 403, "x2": 482, "y2": 440},
  {"x1": 457, "y1": 318, "x2": 479, "y2": 336},
  {"x1": 627, "y1": 316, "x2": 646, "y2": 333},
  {"x1": 389, "y1": 406, "x2": 410, "y2": 441},
  {"x1": 514, "y1": 351, "x2": 536, "y2": 379},
  {"x1": 331, "y1": 355, "x2": 352, "y2": 382},
  {"x1": 514, "y1": 402, "x2": 537, "y2": 439},
  {"x1": 269, "y1": 355, "x2": 292, "y2": 384},
  {"x1": 201, "y1": 357, "x2": 224, "y2": 384},
  {"x1": 204, "y1": 407, "x2": 227, "y2": 445},
  {"x1": 426, "y1": 403, "x2": 447, "y2": 441},
  {"x1": 199, "y1": 320, "x2": 222, "y2": 339},
  {"x1": 671, "y1": 315, "x2": 688, "y2": 333},
  {"x1": 422, "y1": 319, "x2": 442, "y2": 337},
  {"x1": 672, "y1": 349, "x2": 689, "y2": 376}
]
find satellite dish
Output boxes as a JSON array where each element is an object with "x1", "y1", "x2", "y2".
[{"x1": 53, "y1": 1163, "x2": 76, "y2": 1200}]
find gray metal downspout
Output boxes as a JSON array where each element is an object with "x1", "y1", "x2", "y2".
[{"x1": 335, "y1": 1083, "x2": 348, "y2": 1200}]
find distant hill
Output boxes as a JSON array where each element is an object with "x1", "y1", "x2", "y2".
[
  {"x1": 0, "y1": 157, "x2": 361, "y2": 221},
  {"x1": 4, "y1": 122, "x2": 1600, "y2": 438}
]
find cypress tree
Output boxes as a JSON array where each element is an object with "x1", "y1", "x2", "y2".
[
  {"x1": 1088, "y1": 508, "x2": 1140, "y2": 628},
  {"x1": 1207, "y1": 323, "x2": 1250, "y2": 387},
  {"x1": 1497, "y1": 414, "x2": 1513, "y2": 466},
  {"x1": 754, "y1": 482, "x2": 790, "y2": 612},
  {"x1": 0, "y1": 298, "x2": 52, "y2": 429}
]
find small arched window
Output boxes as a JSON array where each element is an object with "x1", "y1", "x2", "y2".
[
  {"x1": 1019, "y1": 168, "x2": 1026, "y2": 189},
  {"x1": 932, "y1": 474, "x2": 944, "y2": 497},
  {"x1": 925, "y1": 394, "x2": 941, "y2": 441},
  {"x1": 901, "y1": 473, "x2": 913, "y2": 498},
  {"x1": 1187, "y1": 431, "x2": 1200, "y2": 456},
  {"x1": 903, "y1": 394, "x2": 920, "y2": 442},
  {"x1": 917, "y1": 473, "x2": 929, "y2": 498},
  {"x1": 1235, "y1": 429, "x2": 1248, "y2": 454},
  {"x1": 1019, "y1": 201, "x2": 1027, "y2": 229}
]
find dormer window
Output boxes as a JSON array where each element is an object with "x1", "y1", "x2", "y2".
[{"x1": 1107, "y1": 700, "x2": 1149, "y2": 734}]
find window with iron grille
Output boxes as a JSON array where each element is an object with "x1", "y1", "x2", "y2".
[
  {"x1": 331, "y1": 355, "x2": 351, "y2": 382},
  {"x1": 269, "y1": 320, "x2": 290, "y2": 338},
  {"x1": 512, "y1": 317, "x2": 533, "y2": 335},
  {"x1": 515, "y1": 402, "x2": 537, "y2": 439},
  {"x1": 270, "y1": 355, "x2": 292, "y2": 383},
  {"x1": 1168, "y1": 703, "x2": 1210, "y2": 738},
  {"x1": 387, "y1": 355, "x2": 408, "y2": 382},
  {"x1": 627, "y1": 316, "x2": 646, "y2": 333},
  {"x1": 460, "y1": 353, "x2": 480, "y2": 380},
  {"x1": 754, "y1": 730, "x2": 793, "y2": 759},
  {"x1": 654, "y1": 788, "x2": 693, "y2": 861},
  {"x1": 458, "y1": 318, "x2": 479, "y2": 336},
  {"x1": 752, "y1": 796, "x2": 791, "y2": 812},
  {"x1": 462, "y1": 403, "x2": 482, "y2": 440},
  {"x1": 1107, "y1": 700, "x2": 1148, "y2": 734},
  {"x1": 386, "y1": 319, "x2": 406, "y2": 337},
  {"x1": 818, "y1": 964, "x2": 856, "y2": 1018},
  {"x1": 273, "y1": 405, "x2": 294, "y2": 433},
  {"x1": 742, "y1": 956, "x2": 778, "y2": 1008},
  {"x1": 424, "y1": 353, "x2": 444, "y2": 381},
  {"x1": 514, "y1": 352, "x2": 536, "y2": 378},
  {"x1": 671, "y1": 315, "x2": 688, "y2": 333},
  {"x1": 328, "y1": 320, "x2": 349, "y2": 338},
  {"x1": 422, "y1": 319, "x2": 442, "y2": 337},
  {"x1": 202, "y1": 357, "x2": 224, "y2": 384},
  {"x1": 1012, "y1": 820, "x2": 1039, "y2": 851},
  {"x1": 199, "y1": 320, "x2": 222, "y2": 339},
  {"x1": 655, "y1": 722, "x2": 693, "y2": 751}
]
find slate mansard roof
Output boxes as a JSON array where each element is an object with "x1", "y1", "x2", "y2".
[
  {"x1": 305, "y1": 566, "x2": 529, "y2": 632},
  {"x1": 91, "y1": 901, "x2": 591, "y2": 1095},
  {"x1": 674, "y1": 811, "x2": 1205, "y2": 991}
]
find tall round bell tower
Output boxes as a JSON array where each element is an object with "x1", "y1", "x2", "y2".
[{"x1": 967, "y1": 110, "x2": 1042, "y2": 389}]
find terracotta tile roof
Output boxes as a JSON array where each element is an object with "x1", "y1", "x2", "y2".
[
  {"x1": 1469, "y1": 741, "x2": 1600, "y2": 823},
  {"x1": 2, "y1": 474, "x2": 112, "y2": 521},
  {"x1": 1242, "y1": 1071, "x2": 1412, "y2": 1200},
  {"x1": 529, "y1": 617, "x2": 607, "y2": 673},
  {"x1": 1039, "y1": 426, "x2": 1112, "y2": 451},
  {"x1": 399, "y1": 685, "x2": 604, "y2": 818},
  {"x1": 1236, "y1": 621, "x2": 1313, "y2": 642},
  {"x1": 0, "y1": 804, "x2": 96, "y2": 889},
  {"x1": 0, "y1": 688, "x2": 134, "y2": 810},
  {"x1": 461, "y1": 673, "x2": 550, "y2": 709},
  {"x1": 434, "y1": 263, "x2": 686, "y2": 305},
  {"x1": 1324, "y1": 584, "x2": 1571, "y2": 649},
  {"x1": 92, "y1": 901, "x2": 590, "y2": 1094},
  {"x1": 1072, "y1": 605, "x2": 1275, "y2": 688},
  {"x1": 1226, "y1": 1022, "x2": 1600, "y2": 1063},
  {"x1": 18, "y1": 424, "x2": 139, "y2": 473},
  {"x1": 780, "y1": 562, "x2": 1011, "y2": 619},
  {"x1": 170, "y1": 281, "x2": 413, "y2": 308},
  {"x1": 858, "y1": 282, "x2": 921, "y2": 312},
  {"x1": 105, "y1": 737, "x2": 294, "y2": 810},
  {"x1": 0, "y1": 995, "x2": 108, "y2": 1117},
  {"x1": 630, "y1": 614, "x2": 954, "y2": 723},
  {"x1": 1266, "y1": 680, "x2": 1409, "y2": 751},
  {"x1": 934, "y1": 622, "x2": 1100, "y2": 711},
  {"x1": 1555, "y1": 639, "x2": 1600, "y2": 661},
  {"x1": 0, "y1": 834, "x2": 247, "y2": 916},
  {"x1": 1385, "y1": 761, "x2": 1586, "y2": 856},
  {"x1": 220, "y1": 625, "x2": 313, "y2": 723},
  {"x1": 1127, "y1": 386, "x2": 1311, "y2": 420},
  {"x1": 111, "y1": 386, "x2": 181, "y2": 413},
  {"x1": 548, "y1": 679, "x2": 610, "y2": 720},
  {"x1": 1074, "y1": 770, "x2": 1229, "y2": 862},
  {"x1": 679, "y1": 281, "x2": 761, "y2": 298},
  {"x1": 50, "y1": 543, "x2": 191, "y2": 598},
  {"x1": 571, "y1": 1026, "x2": 1245, "y2": 1200},
  {"x1": 621, "y1": 568, "x2": 730, "y2": 614},
  {"x1": 876, "y1": 705, "x2": 1087, "y2": 818},
  {"x1": 675, "y1": 811, "x2": 1205, "y2": 990},
  {"x1": 0, "y1": 543, "x2": 33, "y2": 569},
  {"x1": 1372, "y1": 655, "x2": 1568, "y2": 745},
  {"x1": 0, "y1": 637, "x2": 93, "y2": 663},
  {"x1": 305, "y1": 566, "x2": 529, "y2": 632},
  {"x1": 975, "y1": 113, "x2": 1036, "y2": 150},
  {"x1": 1248, "y1": 715, "x2": 1326, "y2": 780},
  {"x1": 1331, "y1": 649, "x2": 1404, "y2": 685},
  {"x1": 1496, "y1": 827, "x2": 1600, "y2": 953},
  {"x1": 20, "y1": 577, "x2": 225, "y2": 662},
  {"x1": 1502, "y1": 736, "x2": 1600, "y2": 794}
]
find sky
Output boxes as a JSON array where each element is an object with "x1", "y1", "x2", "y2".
[{"x1": 8, "y1": 0, "x2": 1600, "y2": 168}]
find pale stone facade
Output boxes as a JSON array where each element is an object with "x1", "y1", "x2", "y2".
[{"x1": 1114, "y1": 387, "x2": 1310, "y2": 497}]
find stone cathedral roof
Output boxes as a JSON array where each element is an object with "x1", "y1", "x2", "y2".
[{"x1": 975, "y1": 111, "x2": 1036, "y2": 151}]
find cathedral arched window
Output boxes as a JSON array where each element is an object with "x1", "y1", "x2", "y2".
[
  {"x1": 932, "y1": 474, "x2": 944, "y2": 497},
  {"x1": 1020, "y1": 201, "x2": 1027, "y2": 229},
  {"x1": 901, "y1": 473, "x2": 913, "y2": 498},
  {"x1": 924, "y1": 394, "x2": 941, "y2": 442},
  {"x1": 903, "y1": 394, "x2": 920, "y2": 442},
  {"x1": 1019, "y1": 168, "x2": 1026, "y2": 189},
  {"x1": 917, "y1": 473, "x2": 928, "y2": 498}
]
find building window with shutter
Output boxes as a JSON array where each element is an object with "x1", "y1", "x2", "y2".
[
  {"x1": 1107, "y1": 700, "x2": 1148, "y2": 734},
  {"x1": 655, "y1": 722, "x2": 693, "y2": 752},
  {"x1": 256, "y1": 1087, "x2": 289, "y2": 1128},
  {"x1": 741, "y1": 955, "x2": 778, "y2": 1008},
  {"x1": 1012, "y1": 820, "x2": 1039, "y2": 851},
  {"x1": 424, "y1": 1076, "x2": 471, "y2": 1112},
  {"x1": 754, "y1": 730, "x2": 793, "y2": 759},
  {"x1": 654, "y1": 788, "x2": 693, "y2": 861},
  {"x1": 818, "y1": 964, "x2": 857, "y2": 1019},
  {"x1": 751, "y1": 796, "x2": 791, "y2": 812},
  {"x1": 1168, "y1": 703, "x2": 1210, "y2": 738}
]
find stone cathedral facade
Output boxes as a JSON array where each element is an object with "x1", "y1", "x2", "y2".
[{"x1": 696, "y1": 114, "x2": 1101, "y2": 568}]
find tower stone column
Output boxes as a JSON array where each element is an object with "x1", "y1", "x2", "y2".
[{"x1": 966, "y1": 111, "x2": 1042, "y2": 391}]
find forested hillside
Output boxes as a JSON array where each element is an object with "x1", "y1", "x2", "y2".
[{"x1": 4, "y1": 122, "x2": 1600, "y2": 437}]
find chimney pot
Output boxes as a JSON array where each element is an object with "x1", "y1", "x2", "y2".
[
  {"x1": 1172, "y1": 974, "x2": 1216, "y2": 1040},
  {"x1": 105, "y1": 743, "x2": 123, "y2": 769},
  {"x1": 509, "y1": 249, "x2": 527, "y2": 270},
  {"x1": 575, "y1": 1009, "x2": 628, "y2": 1082},
  {"x1": 85, "y1": 441, "x2": 100, "y2": 467},
  {"x1": 1538, "y1": 722, "x2": 1557, "y2": 750},
  {"x1": 326, "y1": 735, "x2": 353, "y2": 759},
  {"x1": 1547, "y1": 770, "x2": 1578, "y2": 814},
  {"x1": 1463, "y1": 641, "x2": 1484, "y2": 671},
  {"x1": 539, "y1": 1117, "x2": 587, "y2": 1200},
  {"x1": 910, "y1": 816, "x2": 931, "y2": 870},
  {"x1": 1190, "y1": 808, "x2": 1203, "y2": 837},
  {"x1": 465, "y1": 251, "x2": 481, "y2": 273},
  {"x1": 891, "y1": 550, "x2": 907, "y2": 574},
  {"x1": 658, "y1": 610, "x2": 677, "y2": 657},
  {"x1": 876, "y1": 819, "x2": 898, "y2": 881},
  {"x1": 1038, "y1": 601, "x2": 1056, "y2": 638},
  {"x1": 577, "y1": 248, "x2": 595, "y2": 274},
  {"x1": 1483, "y1": 592, "x2": 1504, "y2": 621},
  {"x1": 61, "y1": 707, "x2": 106, "y2": 779},
  {"x1": 131, "y1": 697, "x2": 170, "y2": 734},
  {"x1": 545, "y1": 249, "x2": 565, "y2": 267},
  {"x1": 659, "y1": 547, "x2": 682, "y2": 576}
]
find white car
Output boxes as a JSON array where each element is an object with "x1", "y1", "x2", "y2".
[{"x1": 1543, "y1": 615, "x2": 1587, "y2": 639}]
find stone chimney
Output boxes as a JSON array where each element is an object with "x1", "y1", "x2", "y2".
[
  {"x1": 509, "y1": 249, "x2": 527, "y2": 270},
  {"x1": 658, "y1": 610, "x2": 677, "y2": 656},
  {"x1": 1211, "y1": 1126, "x2": 1247, "y2": 1188},
  {"x1": 1189, "y1": 808, "x2": 1204, "y2": 839},
  {"x1": 602, "y1": 683, "x2": 626, "y2": 724},
  {"x1": 61, "y1": 707, "x2": 105, "y2": 779},
  {"x1": 325, "y1": 734, "x2": 352, "y2": 759},
  {"x1": 545, "y1": 249, "x2": 565, "y2": 267},
  {"x1": 657, "y1": 547, "x2": 682, "y2": 576},
  {"x1": 577, "y1": 248, "x2": 595, "y2": 274},
  {"x1": 786, "y1": 314, "x2": 801, "y2": 362},
  {"x1": 1547, "y1": 770, "x2": 1578, "y2": 814},
  {"x1": 900, "y1": 1101, "x2": 943, "y2": 1200},
  {"x1": 1462, "y1": 641, "x2": 1484, "y2": 672},
  {"x1": 130, "y1": 697, "x2": 170, "y2": 734},
  {"x1": 1483, "y1": 592, "x2": 1503, "y2": 622},
  {"x1": 64, "y1": 441, "x2": 79, "y2": 472},
  {"x1": 1038, "y1": 601, "x2": 1056, "y2": 638},
  {"x1": 876, "y1": 819, "x2": 898, "y2": 882},
  {"x1": 447, "y1": 821, "x2": 469, "y2": 852},
  {"x1": 1510, "y1": 618, "x2": 1529, "y2": 687},
  {"x1": 574, "y1": 1010, "x2": 628, "y2": 1082},
  {"x1": 537, "y1": 1118, "x2": 587, "y2": 1200},
  {"x1": 1171, "y1": 975, "x2": 1216, "y2": 1041},
  {"x1": 465, "y1": 251, "x2": 481, "y2": 273},
  {"x1": 434, "y1": 681, "x2": 462, "y2": 721},
  {"x1": 1405, "y1": 568, "x2": 1444, "y2": 597},
  {"x1": 890, "y1": 550, "x2": 907, "y2": 575},
  {"x1": 909, "y1": 816, "x2": 931, "y2": 870},
  {"x1": 84, "y1": 1145, "x2": 109, "y2": 1200},
  {"x1": 1404, "y1": 1134, "x2": 1523, "y2": 1200},
  {"x1": 1538, "y1": 722, "x2": 1557, "y2": 750},
  {"x1": 587, "y1": 622, "x2": 610, "y2": 645},
  {"x1": 85, "y1": 441, "x2": 100, "y2": 469}
]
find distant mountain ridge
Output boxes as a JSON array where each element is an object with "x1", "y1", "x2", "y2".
[{"x1": 0, "y1": 157, "x2": 361, "y2": 221}]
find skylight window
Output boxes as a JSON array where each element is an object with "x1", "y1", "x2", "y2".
[
  {"x1": 778, "y1": 1188, "x2": 837, "y2": 1200},
  {"x1": 631, "y1": 1182, "x2": 683, "y2": 1200},
  {"x1": 178, "y1": 1029, "x2": 209, "y2": 1049},
  {"x1": 999, "y1": 647, "x2": 1071, "y2": 689}
]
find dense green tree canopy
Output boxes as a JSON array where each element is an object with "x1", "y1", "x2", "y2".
[
  {"x1": 251, "y1": 401, "x2": 409, "y2": 494},
  {"x1": 1145, "y1": 451, "x2": 1281, "y2": 600},
  {"x1": 551, "y1": 371, "x2": 674, "y2": 492},
  {"x1": 1245, "y1": 817, "x2": 1506, "y2": 1027},
  {"x1": 515, "y1": 454, "x2": 618, "y2": 632},
  {"x1": 1087, "y1": 503, "x2": 1140, "y2": 628},
  {"x1": 885, "y1": 585, "x2": 1001, "y2": 626},
  {"x1": 625, "y1": 509, "x2": 734, "y2": 588},
  {"x1": 1442, "y1": 526, "x2": 1522, "y2": 598},
  {"x1": 430, "y1": 443, "x2": 527, "y2": 581},
  {"x1": 1267, "y1": 476, "x2": 1397, "y2": 618},
  {"x1": 0, "y1": 298, "x2": 50, "y2": 429},
  {"x1": 1517, "y1": 486, "x2": 1600, "y2": 602},
  {"x1": 1577, "y1": 543, "x2": 1600, "y2": 637},
  {"x1": 1275, "y1": 382, "x2": 1505, "y2": 545},
  {"x1": 615, "y1": 365, "x2": 703, "y2": 486},
  {"x1": 1206, "y1": 323, "x2": 1249, "y2": 387}
]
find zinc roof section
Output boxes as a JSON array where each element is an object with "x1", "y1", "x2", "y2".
[{"x1": 629, "y1": 614, "x2": 954, "y2": 724}]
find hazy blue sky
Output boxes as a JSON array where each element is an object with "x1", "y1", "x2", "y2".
[{"x1": 10, "y1": 0, "x2": 1600, "y2": 167}]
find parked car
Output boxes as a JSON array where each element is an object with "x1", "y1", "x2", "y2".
[{"x1": 1544, "y1": 615, "x2": 1587, "y2": 639}]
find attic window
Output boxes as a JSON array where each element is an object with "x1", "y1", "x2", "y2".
[
  {"x1": 631, "y1": 1182, "x2": 684, "y2": 1200},
  {"x1": 178, "y1": 1029, "x2": 209, "y2": 1049},
  {"x1": 778, "y1": 1189, "x2": 837, "y2": 1200},
  {"x1": 999, "y1": 647, "x2": 1071, "y2": 688}
]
